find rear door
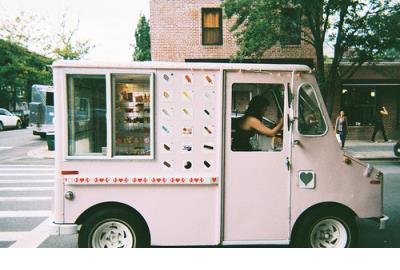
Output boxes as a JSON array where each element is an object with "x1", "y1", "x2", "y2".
[{"x1": 223, "y1": 71, "x2": 292, "y2": 243}]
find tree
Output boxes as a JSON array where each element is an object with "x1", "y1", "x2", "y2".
[
  {"x1": 133, "y1": 15, "x2": 151, "y2": 61},
  {"x1": 52, "y1": 13, "x2": 94, "y2": 60},
  {"x1": 0, "y1": 39, "x2": 52, "y2": 110},
  {"x1": 0, "y1": 10, "x2": 53, "y2": 57},
  {"x1": 0, "y1": 10, "x2": 93, "y2": 60},
  {"x1": 222, "y1": 0, "x2": 400, "y2": 114}
]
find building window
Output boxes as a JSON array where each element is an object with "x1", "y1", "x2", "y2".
[
  {"x1": 280, "y1": 8, "x2": 301, "y2": 46},
  {"x1": 341, "y1": 87, "x2": 377, "y2": 126},
  {"x1": 202, "y1": 8, "x2": 223, "y2": 45}
]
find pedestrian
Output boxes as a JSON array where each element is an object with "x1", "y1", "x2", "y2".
[
  {"x1": 371, "y1": 106, "x2": 388, "y2": 142},
  {"x1": 335, "y1": 110, "x2": 348, "y2": 149}
]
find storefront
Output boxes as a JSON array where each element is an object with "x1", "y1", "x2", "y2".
[{"x1": 333, "y1": 63, "x2": 400, "y2": 140}]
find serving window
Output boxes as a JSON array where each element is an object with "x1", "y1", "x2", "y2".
[
  {"x1": 113, "y1": 74, "x2": 152, "y2": 157},
  {"x1": 66, "y1": 72, "x2": 153, "y2": 159},
  {"x1": 67, "y1": 75, "x2": 107, "y2": 156}
]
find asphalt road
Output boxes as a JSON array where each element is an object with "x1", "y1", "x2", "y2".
[{"x1": 0, "y1": 128, "x2": 399, "y2": 248}]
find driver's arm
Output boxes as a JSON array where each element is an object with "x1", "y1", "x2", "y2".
[{"x1": 244, "y1": 117, "x2": 283, "y2": 137}]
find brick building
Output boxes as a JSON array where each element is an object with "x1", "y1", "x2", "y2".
[
  {"x1": 150, "y1": 0, "x2": 400, "y2": 140},
  {"x1": 150, "y1": 0, "x2": 315, "y2": 65}
]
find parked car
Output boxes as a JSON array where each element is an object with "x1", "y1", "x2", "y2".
[
  {"x1": 394, "y1": 141, "x2": 400, "y2": 157},
  {"x1": 0, "y1": 108, "x2": 22, "y2": 131},
  {"x1": 11, "y1": 101, "x2": 29, "y2": 128}
]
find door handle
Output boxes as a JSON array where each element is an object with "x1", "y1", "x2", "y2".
[{"x1": 285, "y1": 157, "x2": 290, "y2": 171}]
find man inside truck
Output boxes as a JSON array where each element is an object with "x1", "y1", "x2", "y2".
[{"x1": 232, "y1": 95, "x2": 283, "y2": 151}]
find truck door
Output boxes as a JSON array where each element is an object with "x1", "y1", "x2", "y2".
[{"x1": 223, "y1": 71, "x2": 291, "y2": 243}]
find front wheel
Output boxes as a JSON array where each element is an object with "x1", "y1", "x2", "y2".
[
  {"x1": 78, "y1": 208, "x2": 150, "y2": 248},
  {"x1": 291, "y1": 208, "x2": 357, "y2": 248},
  {"x1": 0, "y1": 122, "x2": 3, "y2": 131},
  {"x1": 16, "y1": 120, "x2": 22, "y2": 129}
]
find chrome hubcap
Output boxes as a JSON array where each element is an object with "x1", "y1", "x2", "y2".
[
  {"x1": 91, "y1": 220, "x2": 135, "y2": 248},
  {"x1": 310, "y1": 218, "x2": 349, "y2": 248}
]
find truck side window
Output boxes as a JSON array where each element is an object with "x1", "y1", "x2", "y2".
[
  {"x1": 67, "y1": 75, "x2": 107, "y2": 156},
  {"x1": 298, "y1": 83, "x2": 327, "y2": 136},
  {"x1": 112, "y1": 74, "x2": 152, "y2": 157},
  {"x1": 231, "y1": 83, "x2": 284, "y2": 152}
]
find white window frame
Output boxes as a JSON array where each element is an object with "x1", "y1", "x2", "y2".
[{"x1": 62, "y1": 68, "x2": 155, "y2": 160}]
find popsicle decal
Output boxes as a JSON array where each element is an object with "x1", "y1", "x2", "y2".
[
  {"x1": 163, "y1": 143, "x2": 172, "y2": 152},
  {"x1": 162, "y1": 125, "x2": 171, "y2": 134},
  {"x1": 182, "y1": 90, "x2": 192, "y2": 101},
  {"x1": 184, "y1": 74, "x2": 193, "y2": 84},
  {"x1": 163, "y1": 73, "x2": 174, "y2": 84},
  {"x1": 204, "y1": 74, "x2": 214, "y2": 86},
  {"x1": 182, "y1": 127, "x2": 193, "y2": 135},
  {"x1": 163, "y1": 90, "x2": 171, "y2": 101},
  {"x1": 184, "y1": 161, "x2": 192, "y2": 170},
  {"x1": 182, "y1": 108, "x2": 192, "y2": 118},
  {"x1": 182, "y1": 144, "x2": 193, "y2": 152}
]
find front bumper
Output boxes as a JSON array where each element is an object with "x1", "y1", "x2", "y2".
[
  {"x1": 366, "y1": 215, "x2": 389, "y2": 230},
  {"x1": 49, "y1": 222, "x2": 79, "y2": 235}
]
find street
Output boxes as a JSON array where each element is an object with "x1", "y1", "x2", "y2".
[
  {"x1": 0, "y1": 128, "x2": 76, "y2": 248},
  {"x1": 0, "y1": 128, "x2": 399, "y2": 248}
]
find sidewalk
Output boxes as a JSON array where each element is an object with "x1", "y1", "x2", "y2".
[
  {"x1": 28, "y1": 146, "x2": 54, "y2": 159},
  {"x1": 344, "y1": 140, "x2": 398, "y2": 160}
]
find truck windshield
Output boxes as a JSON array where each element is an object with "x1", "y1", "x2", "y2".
[{"x1": 298, "y1": 83, "x2": 327, "y2": 136}]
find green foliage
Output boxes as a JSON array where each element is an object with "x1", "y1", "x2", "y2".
[
  {"x1": 133, "y1": 15, "x2": 151, "y2": 61},
  {"x1": 0, "y1": 39, "x2": 52, "y2": 109},
  {"x1": 222, "y1": 0, "x2": 400, "y2": 113}
]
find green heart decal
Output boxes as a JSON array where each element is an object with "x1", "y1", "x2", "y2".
[{"x1": 300, "y1": 172, "x2": 314, "y2": 186}]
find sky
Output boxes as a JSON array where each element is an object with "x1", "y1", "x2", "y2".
[{"x1": 0, "y1": 0, "x2": 150, "y2": 61}]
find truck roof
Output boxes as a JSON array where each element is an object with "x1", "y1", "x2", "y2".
[{"x1": 52, "y1": 60, "x2": 312, "y2": 73}]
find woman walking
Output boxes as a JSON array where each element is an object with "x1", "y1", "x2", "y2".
[{"x1": 335, "y1": 110, "x2": 348, "y2": 149}]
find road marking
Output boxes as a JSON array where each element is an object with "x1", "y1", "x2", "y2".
[
  {"x1": 0, "y1": 187, "x2": 54, "y2": 192},
  {"x1": 0, "y1": 210, "x2": 51, "y2": 218},
  {"x1": 0, "y1": 231, "x2": 30, "y2": 241},
  {"x1": 10, "y1": 217, "x2": 52, "y2": 248},
  {"x1": 0, "y1": 168, "x2": 54, "y2": 171},
  {"x1": 0, "y1": 179, "x2": 54, "y2": 184},
  {"x1": 0, "y1": 147, "x2": 13, "y2": 150},
  {"x1": 0, "y1": 196, "x2": 52, "y2": 202},
  {"x1": 0, "y1": 173, "x2": 54, "y2": 176},
  {"x1": 0, "y1": 165, "x2": 53, "y2": 167}
]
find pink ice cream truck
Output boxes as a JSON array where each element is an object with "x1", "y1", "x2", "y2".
[{"x1": 51, "y1": 61, "x2": 387, "y2": 248}]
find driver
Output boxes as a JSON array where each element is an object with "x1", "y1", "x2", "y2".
[{"x1": 232, "y1": 95, "x2": 283, "y2": 151}]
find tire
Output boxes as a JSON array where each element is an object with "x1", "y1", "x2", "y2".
[
  {"x1": 78, "y1": 208, "x2": 150, "y2": 248},
  {"x1": 291, "y1": 207, "x2": 357, "y2": 248},
  {"x1": 0, "y1": 122, "x2": 3, "y2": 131},
  {"x1": 39, "y1": 134, "x2": 46, "y2": 139},
  {"x1": 16, "y1": 120, "x2": 22, "y2": 129}
]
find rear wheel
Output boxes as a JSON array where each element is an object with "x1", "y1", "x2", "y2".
[
  {"x1": 78, "y1": 208, "x2": 150, "y2": 248},
  {"x1": 291, "y1": 207, "x2": 357, "y2": 248}
]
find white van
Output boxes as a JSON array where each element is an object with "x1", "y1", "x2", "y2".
[{"x1": 51, "y1": 61, "x2": 387, "y2": 248}]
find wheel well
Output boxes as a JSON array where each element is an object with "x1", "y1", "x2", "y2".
[
  {"x1": 290, "y1": 202, "x2": 357, "y2": 242},
  {"x1": 75, "y1": 201, "x2": 151, "y2": 242}
]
